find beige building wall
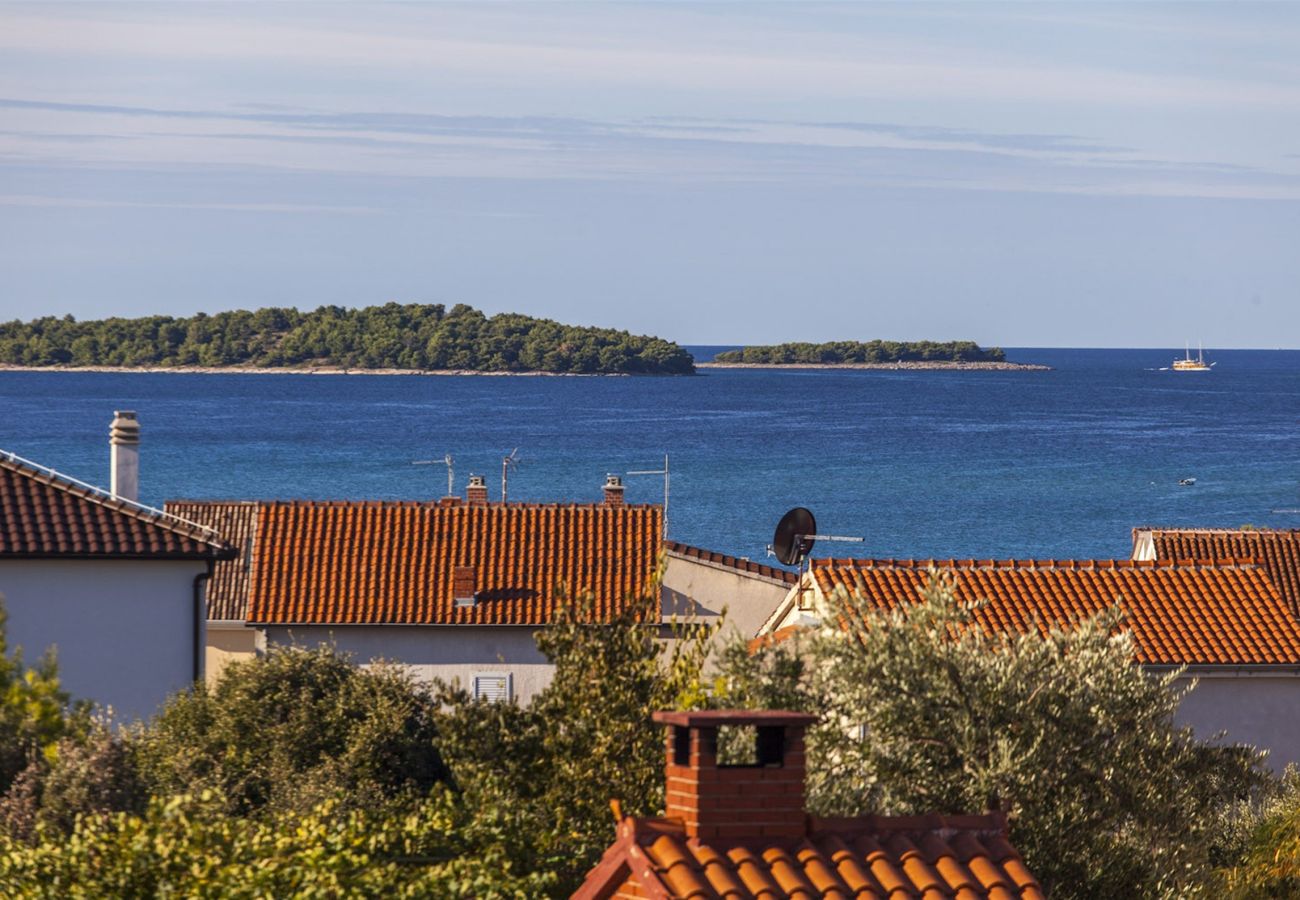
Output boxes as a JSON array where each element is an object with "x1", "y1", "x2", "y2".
[
  {"x1": 205, "y1": 622, "x2": 262, "y2": 686},
  {"x1": 261, "y1": 624, "x2": 554, "y2": 703},
  {"x1": 661, "y1": 552, "x2": 792, "y2": 640}
]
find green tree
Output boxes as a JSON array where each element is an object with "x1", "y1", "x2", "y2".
[
  {"x1": 0, "y1": 604, "x2": 88, "y2": 794},
  {"x1": 718, "y1": 575, "x2": 1270, "y2": 900},
  {"x1": 133, "y1": 645, "x2": 445, "y2": 818},
  {"x1": 433, "y1": 588, "x2": 713, "y2": 892}
]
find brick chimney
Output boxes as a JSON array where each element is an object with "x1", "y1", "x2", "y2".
[
  {"x1": 603, "y1": 474, "x2": 625, "y2": 507},
  {"x1": 466, "y1": 474, "x2": 489, "y2": 506},
  {"x1": 652, "y1": 710, "x2": 816, "y2": 841},
  {"x1": 453, "y1": 565, "x2": 477, "y2": 608},
  {"x1": 109, "y1": 410, "x2": 140, "y2": 503}
]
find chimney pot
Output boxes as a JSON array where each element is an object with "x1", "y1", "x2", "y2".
[
  {"x1": 603, "y1": 474, "x2": 625, "y2": 507},
  {"x1": 109, "y1": 410, "x2": 140, "y2": 503},
  {"x1": 466, "y1": 474, "x2": 489, "y2": 506},
  {"x1": 651, "y1": 710, "x2": 816, "y2": 841}
]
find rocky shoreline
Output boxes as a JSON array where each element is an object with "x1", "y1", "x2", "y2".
[{"x1": 698, "y1": 360, "x2": 1051, "y2": 371}]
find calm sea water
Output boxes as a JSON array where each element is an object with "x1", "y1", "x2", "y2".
[{"x1": 1, "y1": 348, "x2": 1297, "y2": 563}]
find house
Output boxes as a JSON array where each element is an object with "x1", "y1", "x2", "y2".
[
  {"x1": 172, "y1": 475, "x2": 661, "y2": 703},
  {"x1": 661, "y1": 540, "x2": 796, "y2": 640},
  {"x1": 757, "y1": 557, "x2": 1300, "y2": 771},
  {"x1": 0, "y1": 427, "x2": 234, "y2": 722},
  {"x1": 1133, "y1": 526, "x2": 1300, "y2": 615},
  {"x1": 574, "y1": 709, "x2": 1043, "y2": 899},
  {"x1": 163, "y1": 500, "x2": 261, "y2": 684},
  {"x1": 172, "y1": 479, "x2": 797, "y2": 697}
]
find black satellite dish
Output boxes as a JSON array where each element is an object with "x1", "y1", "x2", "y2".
[{"x1": 773, "y1": 507, "x2": 817, "y2": 566}]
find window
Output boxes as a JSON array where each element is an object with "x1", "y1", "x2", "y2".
[{"x1": 472, "y1": 671, "x2": 512, "y2": 703}]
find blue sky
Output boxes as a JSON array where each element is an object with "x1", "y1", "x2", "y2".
[{"x1": 1, "y1": 2, "x2": 1298, "y2": 347}]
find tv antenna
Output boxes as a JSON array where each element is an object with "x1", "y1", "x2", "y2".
[
  {"x1": 768, "y1": 507, "x2": 863, "y2": 610},
  {"x1": 502, "y1": 448, "x2": 521, "y2": 503},
  {"x1": 628, "y1": 453, "x2": 670, "y2": 538},
  {"x1": 413, "y1": 453, "x2": 454, "y2": 497}
]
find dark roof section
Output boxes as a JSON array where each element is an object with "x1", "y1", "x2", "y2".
[
  {"x1": 665, "y1": 540, "x2": 798, "y2": 586},
  {"x1": 0, "y1": 453, "x2": 234, "y2": 561},
  {"x1": 1138, "y1": 527, "x2": 1300, "y2": 618},
  {"x1": 165, "y1": 501, "x2": 260, "y2": 619}
]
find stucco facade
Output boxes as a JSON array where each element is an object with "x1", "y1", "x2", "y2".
[
  {"x1": 661, "y1": 550, "x2": 792, "y2": 640},
  {"x1": 1167, "y1": 669, "x2": 1300, "y2": 772},
  {"x1": 205, "y1": 621, "x2": 261, "y2": 686},
  {"x1": 262, "y1": 624, "x2": 553, "y2": 702},
  {"x1": 0, "y1": 559, "x2": 207, "y2": 723}
]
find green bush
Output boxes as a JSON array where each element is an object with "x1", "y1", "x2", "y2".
[
  {"x1": 717, "y1": 574, "x2": 1271, "y2": 900},
  {"x1": 133, "y1": 645, "x2": 445, "y2": 818}
]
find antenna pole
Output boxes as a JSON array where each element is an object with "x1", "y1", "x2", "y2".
[
  {"x1": 502, "y1": 455, "x2": 508, "y2": 503},
  {"x1": 627, "y1": 452, "x2": 670, "y2": 539}
]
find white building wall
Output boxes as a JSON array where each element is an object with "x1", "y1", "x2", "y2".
[
  {"x1": 1170, "y1": 672, "x2": 1300, "y2": 772},
  {"x1": 262, "y1": 625, "x2": 554, "y2": 703},
  {"x1": 0, "y1": 559, "x2": 204, "y2": 724}
]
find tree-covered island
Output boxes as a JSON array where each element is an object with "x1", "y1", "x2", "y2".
[
  {"x1": 712, "y1": 340, "x2": 1007, "y2": 365},
  {"x1": 0, "y1": 303, "x2": 696, "y2": 375}
]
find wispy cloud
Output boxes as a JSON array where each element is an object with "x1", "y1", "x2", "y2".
[{"x1": 2, "y1": 97, "x2": 1297, "y2": 202}]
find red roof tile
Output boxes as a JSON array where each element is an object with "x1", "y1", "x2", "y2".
[
  {"x1": 0, "y1": 454, "x2": 232, "y2": 561},
  {"x1": 246, "y1": 501, "x2": 662, "y2": 625},
  {"x1": 580, "y1": 808, "x2": 1042, "y2": 899},
  {"x1": 806, "y1": 558, "x2": 1300, "y2": 666},
  {"x1": 1139, "y1": 527, "x2": 1300, "y2": 617},
  {"x1": 165, "y1": 501, "x2": 259, "y2": 619}
]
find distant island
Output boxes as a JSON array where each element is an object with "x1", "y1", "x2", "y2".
[
  {"x1": 0, "y1": 303, "x2": 696, "y2": 375},
  {"x1": 704, "y1": 340, "x2": 1048, "y2": 371}
]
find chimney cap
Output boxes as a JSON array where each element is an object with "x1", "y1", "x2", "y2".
[
  {"x1": 604, "y1": 473, "x2": 623, "y2": 488},
  {"x1": 110, "y1": 410, "x2": 140, "y2": 445},
  {"x1": 653, "y1": 710, "x2": 817, "y2": 729},
  {"x1": 468, "y1": 474, "x2": 487, "y2": 487}
]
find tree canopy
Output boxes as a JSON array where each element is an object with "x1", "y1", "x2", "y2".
[
  {"x1": 716, "y1": 575, "x2": 1271, "y2": 900},
  {"x1": 0, "y1": 303, "x2": 696, "y2": 375},
  {"x1": 712, "y1": 339, "x2": 1006, "y2": 364}
]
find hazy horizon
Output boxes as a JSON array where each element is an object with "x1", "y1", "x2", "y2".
[{"x1": 2, "y1": 3, "x2": 1298, "y2": 348}]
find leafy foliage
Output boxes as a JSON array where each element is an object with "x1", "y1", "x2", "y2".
[
  {"x1": 0, "y1": 790, "x2": 551, "y2": 898},
  {"x1": 712, "y1": 339, "x2": 1005, "y2": 364},
  {"x1": 718, "y1": 574, "x2": 1270, "y2": 900},
  {"x1": 0, "y1": 303, "x2": 696, "y2": 374},
  {"x1": 433, "y1": 589, "x2": 713, "y2": 892},
  {"x1": 1219, "y1": 771, "x2": 1300, "y2": 898},
  {"x1": 0, "y1": 606, "x2": 88, "y2": 794},
  {"x1": 133, "y1": 645, "x2": 445, "y2": 818}
]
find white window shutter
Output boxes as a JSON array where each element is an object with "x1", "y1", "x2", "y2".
[{"x1": 473, "y1": 672, "x2": 512, "y2": 703}]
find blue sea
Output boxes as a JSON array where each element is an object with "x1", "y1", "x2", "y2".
[{"x1": 2, "y1": 348, "x2": 1298, "y2": 563}]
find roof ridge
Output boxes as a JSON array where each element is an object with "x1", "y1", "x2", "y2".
[
  {"x1": 1136, "y1": 525, "x2": 1300, "y2": 536},
  {"x1": 665, "y1": 540, "x2": 798, "y2": 584},
  {"x1": 811, "y1": 557, "x2": 1263, "y2": 571},
  {"x1": 0, "y1": 450, "x2": 229, "y2": 550}
]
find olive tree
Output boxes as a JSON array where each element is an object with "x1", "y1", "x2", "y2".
[{"x1": 718, "y1": 574, "x2": 1270, "y2": 900}]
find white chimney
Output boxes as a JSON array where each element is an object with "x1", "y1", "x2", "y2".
[{"x1": 109, "y1": 410, "x2": 140, "y2": 503}]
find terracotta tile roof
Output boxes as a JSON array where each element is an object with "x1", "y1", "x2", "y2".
[
  {"x1": 165, "y1": 501, "x2": 259, "y2": 620},
  {"x1": 580, "y1": 812, "x2": 1044, "y2": 900},
  {"x1": 0, "y1": 453, "x2": 233, "y2": 561},
  {"x1": 665, "y1": 540, "x2": 799, "y2": 586},
  {"x1": 806, "y1": 558, "x2": 1300, "y2": 666},
  {"x1": 247, "y1": 501, "x2": 662, "y2": 625},
  {"x1": 1138, "y1": 527, "x2": 1300, "y2": 617}
]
